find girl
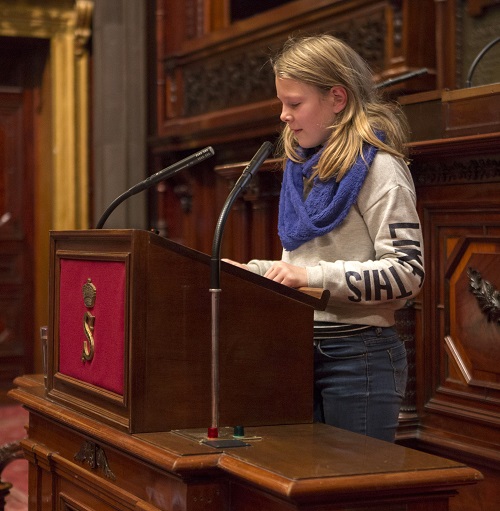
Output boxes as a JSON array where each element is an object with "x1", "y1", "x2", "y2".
[{"x1": 225, "y1": 35, "x2": 424, "y2": 442}]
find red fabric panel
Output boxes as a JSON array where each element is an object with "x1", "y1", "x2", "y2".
[{"x1": 59, "y1": 259, "x2": 126, "y2": 395}]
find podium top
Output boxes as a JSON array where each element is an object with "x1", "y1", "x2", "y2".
[{"x1": 50, "y1": 228, "x2": 330, "y2": 311}]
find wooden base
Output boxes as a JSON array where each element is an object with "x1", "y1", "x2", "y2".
[{"x1": 9, "y1": 375, "x2": 482, "y2": 511}]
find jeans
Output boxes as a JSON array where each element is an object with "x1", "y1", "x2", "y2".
[{"x1": 313, "y1": 326, "x2": 407, "y2": 442}]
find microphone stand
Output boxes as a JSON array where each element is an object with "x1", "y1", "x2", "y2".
[{"x1": 206, "y1": 141, "x2": 274, "y2": 441}]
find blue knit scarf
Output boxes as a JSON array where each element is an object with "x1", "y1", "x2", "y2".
[{"x1": 278, "y1": 142, "x2": 379, "y2": 251}]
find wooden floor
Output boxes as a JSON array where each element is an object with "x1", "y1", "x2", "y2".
[{"x1": 0, "y1": 404, "x2": 28, "y2": 511}]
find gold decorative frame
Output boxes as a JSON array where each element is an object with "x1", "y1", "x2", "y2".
[{"x1": 0, "y1": 0, "x2": 93, "y2": 230}]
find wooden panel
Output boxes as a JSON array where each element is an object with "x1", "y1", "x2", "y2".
[
  {"x1": 446, "y1": 237, "x2": 500, "y2": 390},
  {"x1": 400, "y1": 84, "x2": 500, "y2": 142},
  {"x1": 442, "y1": 84, "x2": 500, "y2": 138},
  {"x1": 434, "y1": 0, "x2": 500, "y2": 89},
  {"x1": 0, "y1": 89, "x2": 34, "y2": 401},
  {"x1": 408, "y1": 123, "x2": 500, "y2": 509}
]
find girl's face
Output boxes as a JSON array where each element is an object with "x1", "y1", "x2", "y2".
[{"x1": 276, "y1": 77, "x2": 345, "y2": 149}]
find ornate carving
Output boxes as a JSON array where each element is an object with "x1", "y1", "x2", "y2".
[
  {"x1": 333, "y1": 17, "x2": 386, "y2": 71},
  {"x1": 182, "y1": 14, "x2": 385, "y2": 117},
  {"x1": 390, "y1": 0, "x2": 403, "y2": 47},
  {"x1": 75, "y1": 0, "x2": 94, "y2": 56},
  {"x1": 413, "y1": 158, "x2": 500, "y2": 185},
  {"x1": 467, "y1": 267, "x2": 500, "y2": 324},
  {"x1": 0, "y1": 440, "x2": 23, "y2": 507},
  {"x1": 0, "y1": 441, "x2": 23, "y2": 473},
  {"x1": 395, "y1": 300, "x2": 417, "y2": 414},
  {"x1": 82, "y1": 278, "x2": 96, "y2": 308},
  {"x1": 183, "y1": 48, "x2": 275, "y2": 116},
  {"x1": 74, "y1": 440, "x2": 116, "y2": 480}
]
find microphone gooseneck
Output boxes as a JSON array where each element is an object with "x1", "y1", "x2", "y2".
[
  {"x1": 95, "y1": 146, "x2": 215, "y2": 229},
  {"x1": 466, "y1": 36, "x2": 500, "y2": 88}
]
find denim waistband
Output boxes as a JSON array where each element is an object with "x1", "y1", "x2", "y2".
[{"x1": 313, "y1": 322, "x2": 374, "y2": 339}]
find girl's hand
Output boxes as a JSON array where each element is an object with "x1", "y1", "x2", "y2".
[
  {"x1": 222, "y1": 258, "x2": 249, "y2": 270},
  {"x1": 264, "y1": 261, "x2": 307, "y2": 288}
]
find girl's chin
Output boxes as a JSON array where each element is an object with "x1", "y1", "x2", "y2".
[{"x1": 294, "y1": 135, "x2": 326, "y2": 149}]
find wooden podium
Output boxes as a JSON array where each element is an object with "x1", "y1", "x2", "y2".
[
  {"x1": 47, "y1": 229, "x2": 329, "y2": 434},
  {"x1": 8, "y1": 229, "x2": 483, "y2": 511}
]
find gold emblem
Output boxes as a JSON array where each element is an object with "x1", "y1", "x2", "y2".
[
  {"x1": 83, "y1": 278, "x2": 96, "y2": 308},
  {"x1": 82, "y1": 278, "x2": 96, "y2": 362}
]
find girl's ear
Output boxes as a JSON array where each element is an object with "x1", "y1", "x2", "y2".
[{"x1": 330, "y1": 86, "x2": 347, "y2": 114}]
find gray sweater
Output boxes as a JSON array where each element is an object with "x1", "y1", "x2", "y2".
[{"x1": 247, "y1": 152, "x2": 425, "y2": 326}]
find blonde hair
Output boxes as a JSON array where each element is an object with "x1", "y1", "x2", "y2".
[{"x1": 272, "y1": 34, "x2": 409, "y2": 181}]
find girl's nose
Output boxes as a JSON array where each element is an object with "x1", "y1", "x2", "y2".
[{"x1": 280, "y1": 108, "x2": 291, "y2": 123}]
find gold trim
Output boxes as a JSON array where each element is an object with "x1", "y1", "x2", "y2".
[
  {"x1": 82, "y1": 311, "x2": 95, "y2": 362},
  {"x1": 75, "y1": 0, "x2": 93, "y2": 56},
  {"x1": 76, "y1": 47, "x2": 90, "y2": 228},
  {"x1": 52, "y1": 32, "x2": 78, "y2": 229}
]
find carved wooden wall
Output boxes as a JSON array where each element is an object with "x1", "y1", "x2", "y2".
[
  {"x1": 153, "y1": 0, "x2": 435, "y2": 151},
  {"x1": 398, "y1": 84, "x2": 500, "y2": 510},
  {"x1": 150, "y1": 0, "x2": 437, "y2": 254},
  {"x1": 149, "y1": 3, "x2": 500, "y2": 507}
]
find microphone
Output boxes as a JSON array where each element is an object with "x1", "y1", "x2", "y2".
[
  {"x1": 376, "y1": 68, "x2": 428, "y2": 90},
  {"x1": 206, "y1": 140, "x2": 273, "y2": 442},
  {"x1": 95, "y1": 146, "x2": 215, "y2": 229}
]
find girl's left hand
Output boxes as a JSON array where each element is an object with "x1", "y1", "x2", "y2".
[
  {"x1": 264, "y1": 261, "x2": 308, "y2": 288},
  {"x1": 222, "y1": 258, "x2": 249, "y2": 270}
]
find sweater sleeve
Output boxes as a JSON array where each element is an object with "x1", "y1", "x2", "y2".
[{"x1": 246, "y1": 259, "x2": 275, "y2": 275}]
